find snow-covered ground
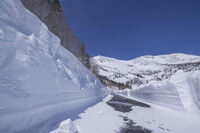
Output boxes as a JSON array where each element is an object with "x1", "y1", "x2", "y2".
[
  {"x1": 52, "y1": 69, "x2": 200, "y2": 133},
  {"x1": 52, "y1": 94, "x2": 200, "y2": 133},
  {"x1": 88, "y1": 54, "x2": 200, "y2": 132},
  {"x1": 0, "y1": 0, "x2": 107, "y2": 132}
]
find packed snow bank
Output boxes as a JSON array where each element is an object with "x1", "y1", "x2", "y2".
[
  {"x1": 52, "y1": 95, "x2": 126, "y2": 133},
  {"x1": 119, "y1": 70, "x2": 200, "y2": 113},
  {"x1": 0, "y1": 0, "x2": 107, "y2": 132}
]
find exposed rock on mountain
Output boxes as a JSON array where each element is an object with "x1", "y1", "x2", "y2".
[
  {"x1": 20, "y1": 0, "x2": 90, "y2": 67},
  {"x1": 90, "y1": 53, "x2": 200, "y2": 90}
]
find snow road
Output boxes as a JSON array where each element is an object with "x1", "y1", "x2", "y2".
[{"x1": 52, "y1": 93, "x2": 200, "y2": 133}]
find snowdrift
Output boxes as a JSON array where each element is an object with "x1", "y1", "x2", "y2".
[{"x1": 0, "y1": 0, "x2": 107, "y2": 132}]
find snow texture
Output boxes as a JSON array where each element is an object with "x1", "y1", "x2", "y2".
[
  {"x1": 0, "y1": 0, "x2": 107, "y2": 132},
  {"x1": 50, "y1": 119, "x2": 78, "y2": 133},
  {"x1": 119, "y1": 70, "x2": 200, "y2": 114},
  {"x1": 54, "y1": 94, "x2": 200, "y2": 133}
]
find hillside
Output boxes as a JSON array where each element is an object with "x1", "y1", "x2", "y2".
[{"x1": 91, "y1": 53, "x2": 200, "y2": 89}]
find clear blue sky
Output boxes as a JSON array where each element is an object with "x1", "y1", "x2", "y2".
[{"x1": 59, "y1": 0, "x2": 200, "y2": 60}]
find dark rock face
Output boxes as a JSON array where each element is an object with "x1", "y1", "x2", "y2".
[{"x1": 20, "y1": 0, "x2": 90, "y2": 68}]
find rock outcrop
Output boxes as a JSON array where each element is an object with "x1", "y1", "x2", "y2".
[{"x1": 20, "y1": 0, "x2": 90, "y2": 68}]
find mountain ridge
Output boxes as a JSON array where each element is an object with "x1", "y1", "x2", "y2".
[
  {"x1": 90, "y1": 53, "x2": 200, "y2": 90},
  {"x1": 94, "y1": 53, "x2": 200, "y2": 64}
]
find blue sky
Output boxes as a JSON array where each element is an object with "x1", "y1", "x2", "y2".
[{"x1": 59, "y1": 0, "x2": 200, "y2": 60}]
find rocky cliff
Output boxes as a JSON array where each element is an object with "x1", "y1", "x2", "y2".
[{"x1": 20, "y1": 0, "x2": 90, "y2": 68}]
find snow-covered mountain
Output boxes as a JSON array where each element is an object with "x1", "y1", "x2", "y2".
[
  {"x1": 91, "y1": 53, "x2": 200, "y2": 89},
  {"x1": 90, "y1": 54, "x2": 200, "y2": 113},
  {"x1": 0, "y1": 0, "x2": 107, "y2": 133}
]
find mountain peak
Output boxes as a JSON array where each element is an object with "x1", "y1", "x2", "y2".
[{"x1": 94, "y1": 53, "x2": 200, "y2": 65}]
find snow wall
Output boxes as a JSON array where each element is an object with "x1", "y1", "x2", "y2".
[
  {"x1": 120, "y1": 70, "x2": 200, "y2": 113},
  {"x1": 0, "y1": 0, "x2": 108, "y2": 132}
]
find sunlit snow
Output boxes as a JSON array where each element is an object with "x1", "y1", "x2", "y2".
[{"x1": 0, "y1": 0, "x2": 107, "y2": 132}]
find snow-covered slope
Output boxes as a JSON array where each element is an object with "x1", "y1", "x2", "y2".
[
  {"x1": 52, "y1": 94, "x2": 200, "y2": 133},
  {"x1": 91, "y1": 54, "x2": 200, "y2": 89},
  {"x1": 0, "y1": 0, "x2": 107, "y2": 133}
]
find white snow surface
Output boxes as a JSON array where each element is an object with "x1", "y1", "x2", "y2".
[
  {"x1": 0, "y1": 0, "x2": 107, "y2": 132},
  {"x1": 52, "y1": 70, "x2": 200, "y2": 133},
  {"x1": 50, "y1": 119, "x2": 78, "y2": 133},
  {"x1": 115, "y1": 70, "x2": 200, "y2": 115},
  {"x1": 88, "y1": 55, "x2": 200, "y2": 133},
  {"x1": 53, "y1": 94, "x2": 200, "y2": 133}
]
